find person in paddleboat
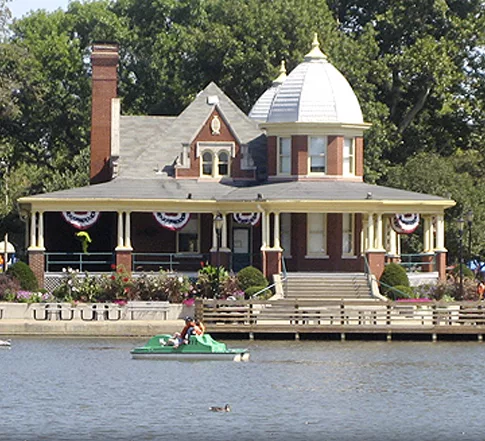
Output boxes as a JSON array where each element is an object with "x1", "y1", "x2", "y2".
[{"x1": 194, "y1": 319, "x2": 205, "y2": 336}]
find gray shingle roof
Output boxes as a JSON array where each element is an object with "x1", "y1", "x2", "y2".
[
  {"x1": 119, "y1": 82, "x2": 266, "y2": 179},
  {"x1": 23, "y1": 178, "x2": 448, "y2": 202}
]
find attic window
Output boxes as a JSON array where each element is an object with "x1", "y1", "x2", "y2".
[{"x1": 207, "y1": 95, "x2": 219, "y2": 105}]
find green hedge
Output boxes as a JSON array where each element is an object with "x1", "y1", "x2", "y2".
[{"x1": 7, "y1": 261, "x2": 38, "y2": 292}]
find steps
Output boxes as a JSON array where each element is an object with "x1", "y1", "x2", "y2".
[{"x1": 283, "y1": 272, "x2": 375, "y2": 301}]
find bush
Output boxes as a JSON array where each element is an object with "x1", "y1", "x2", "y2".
[
  {"x1": 0, "y1": 274, "x2": 21, "y2": 300},
  {"x1": 7, "y1": 261, "x2": 38, "y2": 291},
  {"x1": 379, "y1": 263, "x2": 409, "y2": 296},
  {"x1": 196, "y1": 264, "x2": 229, "y2": 299},
  {"x1": 387, "y1": 285, "x2": 414, "y2": 300},
  {"x1": 450, "y1": 264, "x2": 474, "y2": 279},
  {"x1": 237, "y1": 266, "x2": 268, "y2": 292}
]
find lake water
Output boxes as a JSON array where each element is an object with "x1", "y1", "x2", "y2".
[{"x1": 1, "y1": 337, "x2": 484, "y2": 441}]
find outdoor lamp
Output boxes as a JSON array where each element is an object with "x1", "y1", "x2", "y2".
[
  {"x1": 457, "y1": 217, "x2": 465, "y2": 235},
  {"x1": 214, "y1": 213, "x2": 224, "y2": 233}
]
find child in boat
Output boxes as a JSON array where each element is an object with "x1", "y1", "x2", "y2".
[
  {"x1": 194, "y1": 319, "x2": 205, "y2": 336},
  {"x1": 162, "y1": 332, "x2": 183, "y2": 348}
]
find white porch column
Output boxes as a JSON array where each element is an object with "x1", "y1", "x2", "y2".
[
  {"x1": 29, "y1": 211, "x2": 37, "y2": 249},
  {"x1": 273, "y1": 212, "x2": 281, "y2": 250},
  {"x1": 435, "y1": 214, "x2": 446, "y2": 251},
  {"x1": 116, "y1": 211, "x2": 124, "y2": 249},
  {"x1": 375, "y1": 214, "x2": 384, "y2": 250},
  {"x1": 38, "y1": 211, "x2": 45, "y2": 249},
  {"x1": 423, "y1": 216, "x2": 432, "y2": 252},
  {"x1": 124, "y1": 211, "x2": 132, "y2": 249},
  {"x1": 221, "y1": 213, "x2": 228, "y2": 249},
  {"x1": 261, "y1": 211, "x2": 269, "y2": 249},
  {"x1": 367, "y1": 213, "x2": 375, "y2": 251},
  {"x1": 388, "y1": 223, "x2": 398, "y2": 256},
  {"x1": 211, "y1": 213, "x2": 218, "y2": 251}
]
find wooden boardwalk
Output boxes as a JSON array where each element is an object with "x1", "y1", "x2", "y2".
[{"x1": 197, "y1": 299, "x2": 485, "y2": 341}]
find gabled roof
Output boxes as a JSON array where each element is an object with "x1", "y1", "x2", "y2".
[{"x1": 118, "y1": 82, "x2": 265, "y2": 179}]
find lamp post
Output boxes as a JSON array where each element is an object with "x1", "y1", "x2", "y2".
[
  {"x1": 467, "y1": 209, "x2": 473, "y2": 264},
  {"x1": 0, "y1": 160, "x2": 8, "y2": 272},
  {"x1": 457, "y1": 217, "x2": 465, "y2": 299},
  {"x1": 213, "y1": 213, "x2": 224, "y2": 298}
]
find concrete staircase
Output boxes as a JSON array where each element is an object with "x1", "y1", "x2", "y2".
[{"x1": 282, "y1": 272, "x2": 376, "y2": 301}]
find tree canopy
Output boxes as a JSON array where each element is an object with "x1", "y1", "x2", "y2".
[{"x1": 1, "y1": 0, "x2": 485, "y2": 261}]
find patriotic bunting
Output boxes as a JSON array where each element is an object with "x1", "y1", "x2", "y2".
[
  {"x1": 153, "y1": 213, "x2": 190, "y2": 231},
  {"x1": 62, "y1": 212, "x2": 100, "y2": 230},
  {"x1": 233, "y1": 213, "x2": 260, "y2": 226},
  {"x1": 391, "y1": 213, "x2": 420, "y2": 234}
]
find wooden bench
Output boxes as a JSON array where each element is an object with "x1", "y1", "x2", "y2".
[
  {"x1": 32, "y1": 303, "x2": 75, "y2": 321},
  {"x1": 80, "y1": 303, "x2": 122, "y2": 321},
  {"x1": 126, "y1": 301, "x2": 170, "y2": 320}
]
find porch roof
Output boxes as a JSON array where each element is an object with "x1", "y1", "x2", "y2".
[{"x1": 18, "y1": 178, "x2": 455, "y2": 213}]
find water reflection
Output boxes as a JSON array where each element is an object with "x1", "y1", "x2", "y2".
[{"x1": 1, "y1": 338, "x2": 484, "y2": 440}]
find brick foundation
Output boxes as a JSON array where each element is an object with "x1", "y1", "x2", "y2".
[
  {"x1": 366, "y1": 251, "x2": 385, "y2": 280},
  {"x1": 29, "y1": 250, "x2": 45, "y2": 289},
  {"x1": 262, "y1": 250, "x2": 282, "y2": 278},
  {"x1": 116, "y1": 249, "x2": 132, "y2": 274},
  {"x1": 435, "y1": 252, "x2": 447, "y2": 281}
]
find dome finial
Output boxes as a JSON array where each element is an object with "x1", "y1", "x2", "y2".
[
  {"x1": 304, "y1": 33, "x2": 327, "y2": 61},
  {"x1": 273, "y1": 60, "x2": 287, "y2": 85}
]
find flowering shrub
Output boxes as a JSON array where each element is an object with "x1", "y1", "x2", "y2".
[
  {"x1": 53, "y1": 268, "x2": 104, "y2": 303},
  {"x1": 0, "y1": 274, "x2": 21, "y2": 300},
  {"x1": 7, "y1": 290, "x2": 54, "y2": 303},
  {"x1": 97, "y1": 264, "x2": 133, "y2": 302},
  {"x1": 196, "y1": 263, "x2": 229, "y2": 299}
]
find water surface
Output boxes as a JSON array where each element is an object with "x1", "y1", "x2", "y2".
[{"x1": 1, "y1": 338, "x2": 483, "y2": 441}]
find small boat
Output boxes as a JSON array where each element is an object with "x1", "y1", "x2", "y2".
[
  {"x1": 130, "y1": 334, "x2": 250, "y2": 362},
  {"x1": 0, "y1": 339, "x2": 11, "y2": 347}
]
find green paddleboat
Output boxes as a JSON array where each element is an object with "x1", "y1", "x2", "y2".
[{"x1": 130, "y1": 333, "x2": 250, "y2": 362}]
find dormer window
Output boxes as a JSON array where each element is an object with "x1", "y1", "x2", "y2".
[
  {"x1": 197, "y1": 142, "x2": 235, "y2": 179},
  {"x1": 278, "y1": 137, "x2": 291, "y2": 174},
  {"x1": 202, "y1": 151, "x2": 213, "y2": 176},
  {"x1": 218, "y1": 151, "x2": 229, "y2": 176},
  {"x1": 309, "y1": 137, "x2": 326, "y2": 173},
  {"x1": 343, "y1": 137, "x2": 355, "y2": 175}
]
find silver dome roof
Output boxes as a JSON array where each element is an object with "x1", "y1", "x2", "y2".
[{"x1": 250, "y1": 35, "x2": 363, "y2": 125}]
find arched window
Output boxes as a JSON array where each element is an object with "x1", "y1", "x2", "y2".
[
  {"x1": 202, "y1": 151, "x2": 213, "y2": 176},
  {"x1": 218, "y1": 151, "x2": 229, "y2": 176}
]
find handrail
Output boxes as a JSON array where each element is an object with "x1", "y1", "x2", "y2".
[
  {"x1": 251, "y1": 255, "x2": 288, "y2": 299},
  {"x1": 377, "y1": 279, "x2": 413, "y2": 300}
]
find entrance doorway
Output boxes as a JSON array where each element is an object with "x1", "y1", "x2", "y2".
[{"x1": 232, "y1": 227, "x2": 251, "y2": 271}]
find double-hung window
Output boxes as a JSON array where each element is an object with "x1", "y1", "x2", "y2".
[
  {"x1": 280, "y1": 213, "x2": 292, "y2": 258},
  {"x1": 342, "y1": 213, "x2": 355, "y2": 256},
  {"x1": 307, "y1": 213, "x2": 327, "y2": 257},
  {"x1": 343, "y1": 137, "x2": 355, "y2": 175},
  {"x1": 278, "y1": 137, "x2": 291, "y2": 174},
  {"x1": 177, "y1": 217, "x2": 199, "y2": 253},
  {"x1": 309, "y1": 137, "x2": 326, "y2": 173}
]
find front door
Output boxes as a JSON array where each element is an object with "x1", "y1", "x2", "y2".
[{"x1": 232, "y1": 227, "x2": 251, "y2": 271}]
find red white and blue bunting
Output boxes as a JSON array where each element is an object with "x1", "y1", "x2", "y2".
[
  {"x1": 62, "y1": 212, "x2": 100, "y2": 230},
  {"x1": 391, "y1": 213, "x2": 420, "y2": 235},
  {"x1": 233, "y1": 213, "x2": 260, "y2": 226},
  {"x1": 153, "y1": 213, "x2": 190, "y2": 231}
]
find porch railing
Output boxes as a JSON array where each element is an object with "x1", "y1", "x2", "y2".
[
  {"x1": 45, "y1": 252, "x2": 115, "y2": 272},
  {"x1": 398, "y1": 253, "x2": 436, "y2": 272},
  {"x1": 132, "y1": 253, "x2": 210, "y2": 272}
]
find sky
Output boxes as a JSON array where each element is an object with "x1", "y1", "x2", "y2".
[{"x1": 9, "y1": 0, "x2": 70, "y2": 19}]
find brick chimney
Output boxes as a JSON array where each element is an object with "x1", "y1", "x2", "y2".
[{"x1": 90, "y1": 43, "x2": 119, "y2": 184}]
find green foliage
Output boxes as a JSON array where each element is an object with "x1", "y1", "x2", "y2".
[
  {"x1": 197, "y1": 263, "x2": 229, "y2": 299},
  {"x1": 0, "y1": 273, "x2": 20, "y2": 300},
  {"x1": 6, "y1": 260, "x2": 38, "y2": 291},
  {"x1": 387, "y1": 285, "x2": 414, "y2": 301},
  {"x1": 450, "y1": 264, "x2": 475, "y2": 280},
  {"x1": 236, "y1": 266, "x2": 268, "y2": 292},
  {"x1": 244, "y1": 285, "x2": 272, "y2": 299},
  {"x1": 379, "y1": 263, "x2": 409, "y2": 296}
]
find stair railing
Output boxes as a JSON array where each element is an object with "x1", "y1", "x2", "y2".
[
  {"x1": 363, "y1": 254, "x2": 387, "y2": 300},
  {"x1": 251, "y1": 255, "x2": 288, "y2": 299}
]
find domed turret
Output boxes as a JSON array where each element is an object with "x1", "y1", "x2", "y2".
[
  {"x1": 249, "y1": 61, "x2": 287, "y2": 121},
  {"x1": 250, "y1": 34, "x2": 364, "y2": 125}
]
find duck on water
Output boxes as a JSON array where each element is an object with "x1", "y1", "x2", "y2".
[
  {"x1": 0, "y1": 339, "x2": 11, "y2": 347},
  {"x1": 209, "y1": 404, "x2": 230, "y2": 412}
]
